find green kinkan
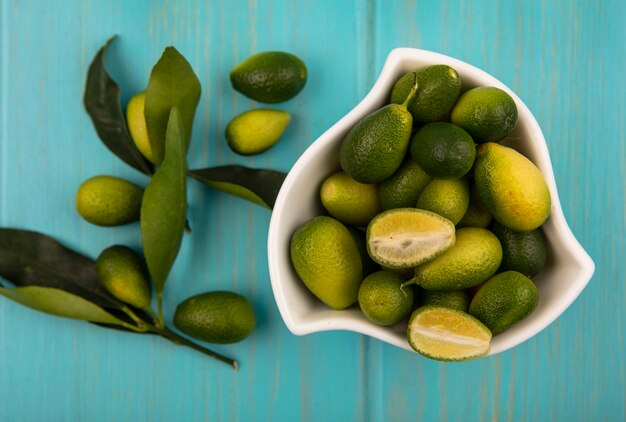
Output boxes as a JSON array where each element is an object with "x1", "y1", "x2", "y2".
[{"x1": 339, "y1": 73, "x2": 418, "y2": 184}]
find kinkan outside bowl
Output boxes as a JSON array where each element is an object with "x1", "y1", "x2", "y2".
[{"x1": 267, "y1": 48, "x2": 595, "y2": 356}]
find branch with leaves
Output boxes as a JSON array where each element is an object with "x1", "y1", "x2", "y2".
[
  {"x1": 0, "y1": 37, "x2": 289, "y2": 369},
  {"x1": 0, "y1": 229, "x2": 237, "y2": 368}
]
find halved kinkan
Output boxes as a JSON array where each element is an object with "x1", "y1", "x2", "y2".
[
  {"x1": 366, "y1": 208, "x2": 455, "y2": 269},
  {"x1": 407, "y1": 305, "x2": 492, "y2": 361}
]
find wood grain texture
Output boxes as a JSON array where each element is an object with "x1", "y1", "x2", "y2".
[{"x1": 0, "y1": 0, "x2": 624, "y2": 420}]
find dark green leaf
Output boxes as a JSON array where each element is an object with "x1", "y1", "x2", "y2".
[
  {"x1": 0, "y1": 286, "x2": 127, "y2": 325},
  {"x1": 83, "y1": 36, "x2": 153, "y2": 175},
  {"x1": 0, "y1": 228, "x2": 124, "y2": 309},
  {"x1": 141, "y1": 108, "x2": 187, "y2": 296},
  {"x1": 145, "y1": 47, "x2": 201, "y2": 164},
  {"x1": 189, "y1": 166, "x2": 287, "y2": 209}
]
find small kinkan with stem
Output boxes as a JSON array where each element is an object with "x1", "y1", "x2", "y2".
[{"x1": 118, "y1": 304, "x2": 238, "y2": 369}]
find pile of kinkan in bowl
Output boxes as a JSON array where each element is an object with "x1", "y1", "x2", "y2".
[{"x1": 289, "y1": 64, "x2": 551, "y2": 362}]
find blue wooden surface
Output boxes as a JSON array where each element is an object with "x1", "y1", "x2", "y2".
[{"x1": 1, "y1": 0, "x2": 624, "y2": 420}]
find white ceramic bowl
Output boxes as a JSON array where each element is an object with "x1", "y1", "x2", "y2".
[{"x1": 267, "y1": 48, "x2": 595, "y2": 356}]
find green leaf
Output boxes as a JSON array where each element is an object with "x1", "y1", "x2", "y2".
[
  {"x1": 0, "y1": 286, "x2": 128, "y2": 325},
  {"x1": 145, "y1": 47, "x2": 201, "y2": 164},
  {"x1": 0, "y1": 228, "x2": 124, "y2": 310},
  {"x1": 189, "y1": 166, "x2": 287, "y2": 209},
  {"x1": 141, "y1": 107, "x2": 188, "y2": 296},
  {"x1": 83, "y1": 36, "x2": 153, "y2": 175}
]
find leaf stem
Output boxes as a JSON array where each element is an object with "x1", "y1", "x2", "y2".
[
  {"x1": 121, "y1": 305, "x2": 149, "y2": 327},
  {"x1": 120, "y1": 321, "x2": 149, "y2": 332},
  {"x1": 152, "y1": 326, "x2": 238, "y2": 369},
  {"x1": 156, "y1": 293, "x2": 165, "y2": 328},
  {"x1": 400, "y1": 276, "x2": 418, "y2": 296},
  {"x1": 400, "y1": 72, "x2": 419, "y2": 109}
]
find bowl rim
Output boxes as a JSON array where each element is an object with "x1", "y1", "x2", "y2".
[{"x1": 268, "y1": 47, "x2": 595, "y2": 356}]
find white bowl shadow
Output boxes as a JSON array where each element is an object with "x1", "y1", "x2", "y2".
[{"x1": 268, "y1": 48, "x2": 595, "y2": 356}]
